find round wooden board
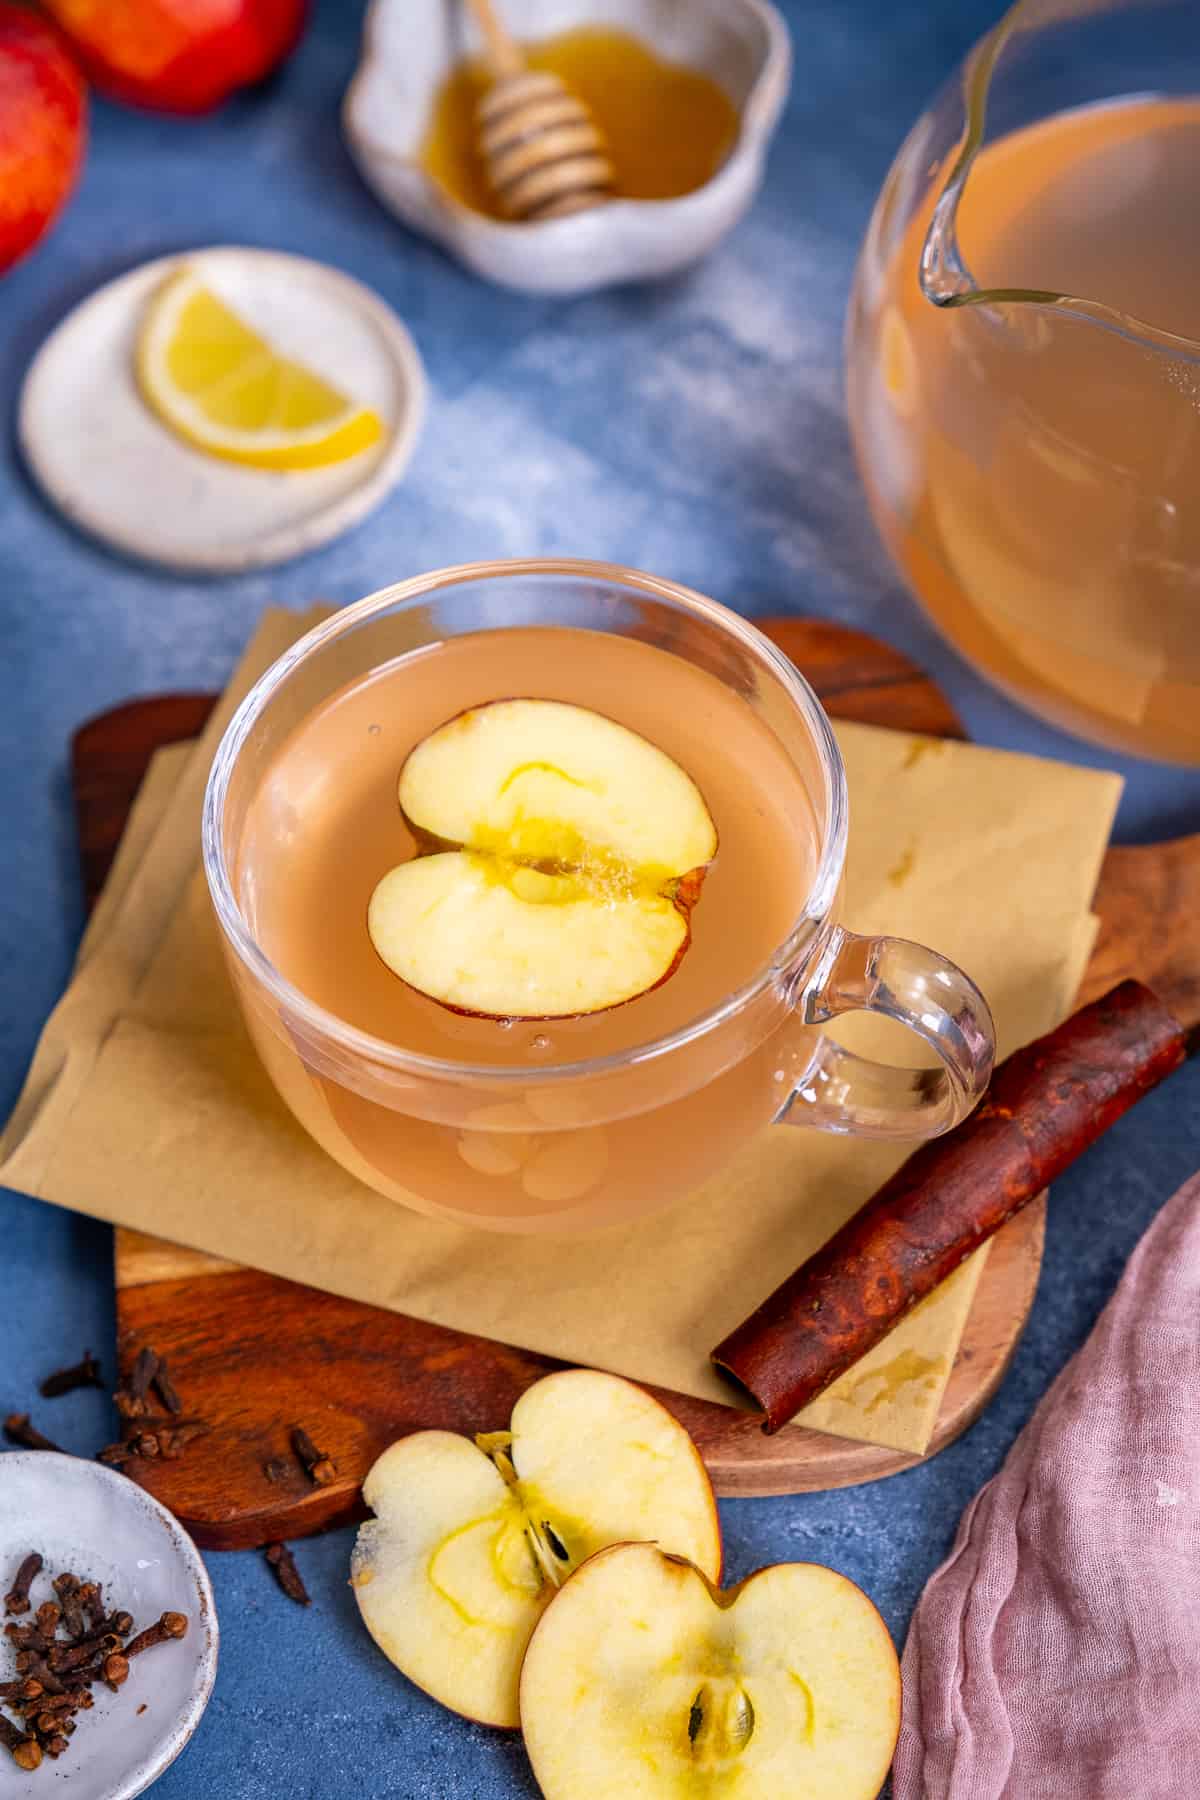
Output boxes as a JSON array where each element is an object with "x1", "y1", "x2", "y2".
[{"x1": 82, "y1": 614, "x2": 1056, "y2": 1542}]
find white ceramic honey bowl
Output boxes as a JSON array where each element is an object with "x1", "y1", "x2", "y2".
[{"x1": 343, "y1": 0, "x2": 791, "y2": 296}]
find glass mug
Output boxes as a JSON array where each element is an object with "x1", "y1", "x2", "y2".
[
  {"x1": 203, "y1": 561, "x2": 994, "y2": 1234},
  {"x1": 847, "y1": 0, "x2": 1200, "y2": 762}
]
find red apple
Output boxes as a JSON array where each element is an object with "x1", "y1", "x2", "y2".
[
  {"x1": 40, "y1": 0, "x2": 309, "y2": 115},
  {"x1": 0, "y1": 3, "x2": 87, "y2": 276}
]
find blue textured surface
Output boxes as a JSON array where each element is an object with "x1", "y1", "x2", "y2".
[{"x1": 3, "y1": 2, "x2": 1199, "y2": 1794}]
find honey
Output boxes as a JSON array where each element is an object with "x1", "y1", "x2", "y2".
[{"x1": 420, "y1": 26, "x2": 739, "y2": 216}]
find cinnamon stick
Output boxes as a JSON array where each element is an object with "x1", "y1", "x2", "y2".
[{"x1": 712, "y1": 982, "x2": 1188, "y2": 1433}]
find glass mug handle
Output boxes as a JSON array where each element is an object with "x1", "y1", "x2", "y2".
[{"x1": 787, "y1": 927, "x2": 995, "y2": 1138}]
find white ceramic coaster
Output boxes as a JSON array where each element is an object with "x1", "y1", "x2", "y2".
[
  {"x1": 0, "y1": 1453, "x2": 218, "y2": 1798},
  {"x1": 19, "y1": 247, "x2": 427, "y2": 573}
]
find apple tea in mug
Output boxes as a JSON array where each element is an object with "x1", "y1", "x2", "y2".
[{"x1": 234, "y1": 624, "x2": 820, "y2": 1229}]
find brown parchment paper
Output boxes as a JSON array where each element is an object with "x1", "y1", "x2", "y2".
[{"x1": 0, "y1": 610, "x2": 1119, "y2": 1453}]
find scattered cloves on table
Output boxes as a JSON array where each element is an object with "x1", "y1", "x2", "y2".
[
  {"x1": 265, "y1": 1542, "x2": 311, "y2": 1607},
  {"x1": 0, "y1": 1554, "x2": 189, "y2": 1770},
  {"x1": 101, "y1": 1343, "x2": 210, "y2": 1470},
  {"x1": 38, "y1": 1352, "x2": 103, "y2": 1399},
  {"x1": 291, "y1": 1425, "x2": 337, "y2": 1486},
  {"x1": 3, "y1": 1415, "x2": 63, "y2": 1455},
  {"x1": 2, "y1": 1340, "x2": 210, "y2": 1477}
]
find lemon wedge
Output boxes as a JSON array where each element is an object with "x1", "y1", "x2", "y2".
[{"x1": 136, "y1": 270, "x2": 386, "y2": 471}]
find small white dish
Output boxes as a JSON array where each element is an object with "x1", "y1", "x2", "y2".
[
  {"x1": 344, "y1": 0, "x2": 791, "y2": 295},
  {"x1": 0, "y1": 1453, "x2": 217, "y2": 1799},
  {"x1": 19, "y1": 247, "x2": 427, "y2": 574}
]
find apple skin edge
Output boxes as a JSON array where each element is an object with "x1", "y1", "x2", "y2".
[
  {"x1": 40, "y1": 0, "x2": 310, "y2": 115},
  {"x1": 0, "y1": 6, "x2": 88, "y2": 277},
  {"x1": 364, "y1": 861, "x2": 712, "y2": 1025}
]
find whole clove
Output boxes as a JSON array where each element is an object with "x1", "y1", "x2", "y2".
[
  {"x1": 105, "y1": 1611, "x2": 133, "y2": 1638},
  {"x1": 3, "y1": 1415, "x2": 62, "y2": 1454},
  {"x1": 49, "y1": 1633, "x2": 121, "y2": 1672},
  {"x1": 152, "y1": 1360, "x2": 183, "y2": 1416},
  {"x1": 4, "y1": 1553, "x2": 42, "y2": 1616},
  {"x1": 38, "y1": 1353, "x2": 103, "y2": 1399},
  {"x1": 111, "y1": 1347, "x2": 158, "y2": 1423},
  {"x1": 0, "y1": 1714, "x2": 41, "y2": 1770},
  {"x1": 127, "y1": 1348, "x2": 159, "y2": 1405},
  {"x1": 34, "y1": 1602, "x2": 60, "y2": 1640},
  {"x1": 78, "y1": 1583, "x2": 104, "y2": 1632},
  {"x1": 265, "y1": 1542, "x2": 311, "y2": 1607},
  {"x1": 291, "y1": 1425, "x2": 336, "y2": 1486},
  {"x1": 123, "y1": 1613, "x2": 188, "y2": 1658},
  {"x1": 52, "y1": 1574, "x2": 85, "y2": 1641}
]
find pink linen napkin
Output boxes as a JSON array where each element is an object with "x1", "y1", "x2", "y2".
[{"x1": 895, "y1": 1170, "x2": 1200, "y2": 1800}]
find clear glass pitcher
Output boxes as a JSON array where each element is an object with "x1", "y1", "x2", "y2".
[{"x1": 846, "y1": 0, "x2": 1200, "y2": 763}]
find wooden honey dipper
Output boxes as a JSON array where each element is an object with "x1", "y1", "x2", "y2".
[{"x1": 466, "y1": 0, "x2": 614, "y2": 221}]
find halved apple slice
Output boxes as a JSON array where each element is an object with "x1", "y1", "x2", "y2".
[
  {"x1": 349, "y1": 1370, "x2": 722, "y2": 1729},
  {"x1": 367, "y1": 699, "x2": 717, "y2": 1019},
  {"x1": 520, "y1": 1542, "x2": 901, "y2": 1799}
]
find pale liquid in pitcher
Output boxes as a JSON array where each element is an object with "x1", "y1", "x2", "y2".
[
  {"x1": 857, "y1": 96, "x2": 1200, "y2": 761},
  {"x1": 235, "y1": 627, "x2": 818, "y2": 1230}
]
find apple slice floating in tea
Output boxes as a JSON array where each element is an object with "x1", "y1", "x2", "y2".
[
  {"x1": 367, "y1": 699, "x2": 717, "y2": 1019},
  {"x1": 520, "y1": 1541, "x2": 901, "y2": 1799},
  {"x1": 349, "y1": 1370, "x2": 722, "y2": 1729}
]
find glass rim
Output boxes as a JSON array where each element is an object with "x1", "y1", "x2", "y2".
[
  {"x1": 201, "y1": 557, "x2": 849, "y2": 1085},
  {"x1": 920, "y1": 0, "x2": 1200, "y2": 363}
]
